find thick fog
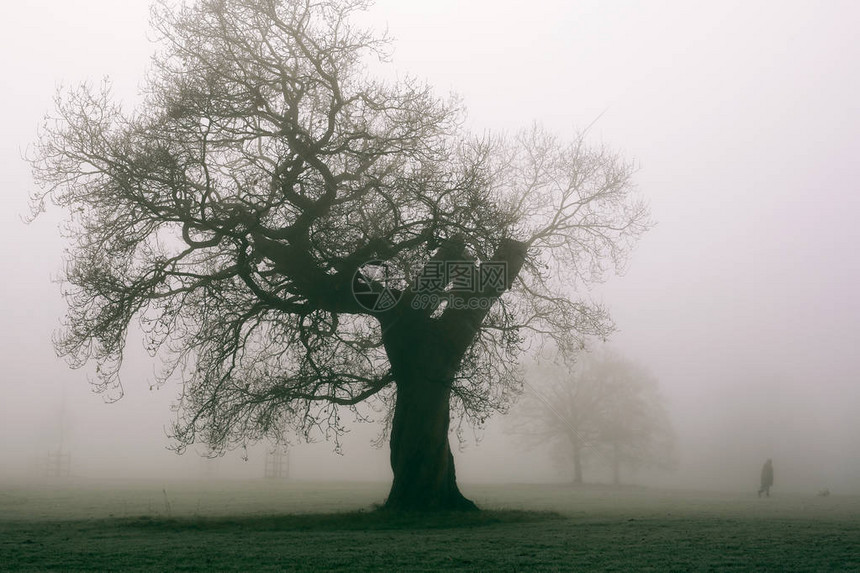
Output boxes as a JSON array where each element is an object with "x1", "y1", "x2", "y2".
[{"x1": 1, "y1": 0, "x2": 858, "y2": 494}]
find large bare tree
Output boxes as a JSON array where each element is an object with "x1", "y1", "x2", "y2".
[{"x1": 30, "y1": 0, "x2": 648, "y2": 510}]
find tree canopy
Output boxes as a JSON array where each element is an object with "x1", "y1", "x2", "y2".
[{"x1": 30, "y1": 0, "x2": 649, "y2": 510}]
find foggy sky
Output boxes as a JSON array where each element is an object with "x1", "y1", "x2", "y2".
[{"x1": 1, "y1": 1, "x2": 858, "y2": 492}]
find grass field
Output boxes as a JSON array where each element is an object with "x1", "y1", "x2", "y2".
[{"x1": 1, "y1": 480, "x2": 858, "y2": 571}]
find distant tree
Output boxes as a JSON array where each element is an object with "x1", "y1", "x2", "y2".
[
  {"x1": 510, "y1": 350, "x2": 675, "y2": 485},
  {"x1": 29, "y1": 0, "x2": 648, "y2": 510}
]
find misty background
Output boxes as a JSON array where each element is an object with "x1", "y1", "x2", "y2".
[{"x1": 1, "y1": 0, "x2": 858, "y2": 494}]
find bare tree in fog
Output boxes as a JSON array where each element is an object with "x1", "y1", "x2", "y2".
[
  {"x1": 511, "y1": 350, "x2": 675, "y2": 485},
  {"x1": 29, "y1": 0, "x2": 647, "y2": 511}
]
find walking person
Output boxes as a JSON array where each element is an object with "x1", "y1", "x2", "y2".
[{"x1": 758, "y1": 458, "x2": 773, "y2": 497}]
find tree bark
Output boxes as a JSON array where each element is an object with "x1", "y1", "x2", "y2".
[{"x1": 383, "y1": 373, "x2": 477, "y2": 511}]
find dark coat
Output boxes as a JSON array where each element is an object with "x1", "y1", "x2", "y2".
[{"x1": 761, "y1": 459, "x2": 774, "y2": 488}]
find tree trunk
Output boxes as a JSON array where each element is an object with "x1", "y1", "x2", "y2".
[
  {"x1": 379, "y1": 237, "x2": 528, "y2": 511},
  {"x1": 383, "y1": 375, "x2": 477, "y2": 511},
  {"x1": 572, "y1": 441, "x2": 583, "y2": 485},
  {"x1": 378, "y1": 316, "x2": 479, "y2": 512}
]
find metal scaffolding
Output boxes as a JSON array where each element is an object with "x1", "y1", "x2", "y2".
[
  {"x1": 264, "y1": 445, "x2": 290, "y2": 480},
  {"x1": 45, "y1": 448, "x2": 71, "y2": 478}
]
